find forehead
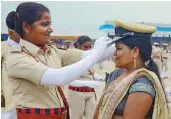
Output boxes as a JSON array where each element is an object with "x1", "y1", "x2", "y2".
[
  {"x1": 37, "y1": 12, "x2": 51, "y2": 22},
  {"x1": 82, "y1": 41, "x2": 92, "y2": 45},
  {"x1": 115, "y1": 41, "x2": 125, "y2": 47}
]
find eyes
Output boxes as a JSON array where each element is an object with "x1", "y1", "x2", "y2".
[
  {"x1": 116, "y1": 47, "x2": 122, "y2": 51},
  {"x1": 41, "y1": 22, "x2": 51, "y2": 27}
]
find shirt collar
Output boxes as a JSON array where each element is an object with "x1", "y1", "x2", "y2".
[
  {"x1": 7, "y1": 37, "x2": 19, "y2": 47},
  {"x1": 19, "y1": 39, "x2": 51, "y2": 56},
  {"x1": 19, "y1": 39, "x2": 41, "y2": 56}
]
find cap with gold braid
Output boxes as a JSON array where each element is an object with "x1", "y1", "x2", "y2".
[
  {"x1": 111, "y1": 20, "x2": 157, "y2": 63},
  {"x1": 162, "y1": 43, "x2": 168, "y2": 46},
  {"x1": 113, "y1": 20, "x2": 157, "y2": 41},
  {"x1": 154, "y1": 42, "x2": 159, "y2": 45}
]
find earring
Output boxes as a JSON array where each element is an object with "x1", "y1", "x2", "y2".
[
  {"x1": 26, "y1": 31, "x2": 30, "y2": 35},
  {"x1": 133, "y1": 57, "x2": 136, "y2": 69}
]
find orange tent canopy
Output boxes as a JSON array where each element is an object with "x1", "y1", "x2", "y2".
[
  {"x1": 50, "y1": 36, "x2": 79, "y2": 40},
  {"x1": 1, "y1": 33, "x2": 79, "y2": 41}
]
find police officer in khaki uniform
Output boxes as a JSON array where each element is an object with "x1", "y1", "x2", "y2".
[
  {"x1": 152, "y1": 42, "x2": 162, "y2": 73},
  {"x1": 161, "y1": 43, "x2": 169, "y2": 78},
  {"x1": 1, "y1": 11, "x2": 20, "y2": 119},
  {"x1": 68, "y1": 36, "x2": 104, "y2": 119},
  {"x1": 5, "y1": 2, "x2": 116, "y2": 119}
]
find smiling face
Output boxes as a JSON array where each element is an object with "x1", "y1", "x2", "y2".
[
  {"x1": 114, "y1": 41, "x2": 136, "y2": 69},
  {"x1": 23, "y1": 12, "x2": 53, "y2": 46}
]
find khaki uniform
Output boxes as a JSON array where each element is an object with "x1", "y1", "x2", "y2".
[
  {"x1": 68, "y1": 68, "x2": 97, "y2": 119},
  {"x1": 161, "y1": 49, "x2": 168, "y2": 72},
  {"x1": 1, "y1": 41, "x2": 17, "y2": 119},
  {"x1": 6, "y1": 39, "x2": 82, "y2": 109},
  {"x1": 1, "y1": 41, "x2": 15, "y2": 112},
  {"x1": 152, "y1": 47, "x2": 162, "y2": 72}
]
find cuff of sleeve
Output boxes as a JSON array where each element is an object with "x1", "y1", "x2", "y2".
[{"x1": 129, "y1": 83, "x2": 155, "y2": 98}]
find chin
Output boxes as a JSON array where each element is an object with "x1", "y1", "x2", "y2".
[
  {"x1": 115, "y1": 64, "x2": 124, "y2": 69},
  {"x1": 42, "y1": 39, "x2": 50, "y2": 44},
  {"x1": 115, "y1": 64, "x2": 120, "y2": 68}
]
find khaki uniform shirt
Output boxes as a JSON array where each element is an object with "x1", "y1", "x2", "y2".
[
  {"x1": 152, "y1": 47, "x2": 162, "y2": 58},
  {"x1": 162, "y1": 49, "x2": 168, "y2": 59},
  {"x1": 6, "y1": 39, "x2": 82, "y2": 108},
  {"x1": 1, "y1": 41, "x2": 15, "y2": 112}
]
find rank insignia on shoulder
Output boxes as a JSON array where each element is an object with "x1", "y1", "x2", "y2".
[
  {"x1": 57, "y1": 47, "x2": 67, "y2": 50},
  {"x1": 11, "y1": 46, "x2": 21, "y2": 53}
]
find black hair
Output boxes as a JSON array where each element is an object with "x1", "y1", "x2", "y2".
[
  {"x1": 6, "y1": 11, "x2": 16, "y2": 30},
  {"x1": 74, "y1": 35, "x2": 92, "y2": 48},
  {"x1": 119, "y1": 36, "x2": 161, "y2": 80},
  {"x1": 74, "y1": 42, "x2": 78, "y2": 48},
  {"x1": 8, "y1": 2, "x2": 49, "y2": 38}
]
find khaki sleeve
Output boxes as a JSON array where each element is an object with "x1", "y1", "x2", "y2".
[
  {"x1": 6, "y1": 53, "x2": 48, "y2": 85},
  {"x1": 1, "y1": 42, "x2": 7, "y2": 92},
  {"x1": 1, "y1": 42, "x2": 7, "y2": 59},
  {"x1": 58, "y1": 49, "x2": 83, "y2": 66}
]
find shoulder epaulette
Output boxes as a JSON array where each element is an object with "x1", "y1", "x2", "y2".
[
  {"x1": 57, "y1": 47, "x2": 67, "y2": 50},
  {"x1": 53, "y1": 43, "x2": 67, "y2": 50},
  {"x1": 10, "y1": 46, "x2": 21, "y2": 53}
]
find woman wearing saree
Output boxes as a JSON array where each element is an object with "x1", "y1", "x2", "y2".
[{"x1": 93, "y1": 20, "x2": 169, "y2": 119}]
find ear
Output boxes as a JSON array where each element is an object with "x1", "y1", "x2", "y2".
[
  {"x1": 77, "y1": 43, "x2": 81, "y2": 48},
  {"x1": 8, "y1": 30, "x2": 13, "y2": 36},
  {"x1": 22, "y1": 22, "x2": 31, "y2": 35},
  {"x1": 133, "y1": 47, "x2": 140, "y2": 58}
]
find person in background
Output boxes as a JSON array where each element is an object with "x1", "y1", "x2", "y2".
[
  {"x1": 69, "y1": 35, "x2": 104, "y2": 119},
  {"x1": 152, "y1": 42, "x2": 162, "y2": 76},
  {"x1": 1, "y1": 11, "x2": 20, "y2": 119},
  {"x1": 64, "y1": 41, "x2": 71, "y2": 49},
  {"x1": 161, "y1": 43, "x2": 169, "y2": 78}
]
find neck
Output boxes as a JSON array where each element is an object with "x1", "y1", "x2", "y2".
[
  {"x1": 36, "y1": 45, "x2": 45, "y2": 49},
  {"x1": 13, "y1": 39, "x2": 19, "y2": 43},
  {"x1": 126, "y1": 63, "x2": 144, "y2": 74},
  {"x1": 10, "y1": 37, "x2": 19, "y2": 43}
]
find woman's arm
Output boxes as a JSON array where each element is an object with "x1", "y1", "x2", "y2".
[
  {"x1": 7, "y1": 37, "x2": 113, "y2": 86},
  {"x1": 123, "y1": 77, "x2": 155, "y2": 119},
  {"x1": 41, "y1": 38, "x2": 113, "y2": 85},
  {"x1": 123, "y1": 92, "x2": 153, "y2": 119}
]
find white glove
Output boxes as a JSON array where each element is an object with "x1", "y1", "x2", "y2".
[
  {"x1": 81, "y1": 37, "x2": 116, "y2": 62},
  {"x1": 93, "y1": 73, "x2": 103, "y2": 81},
  {"x1": 94, "y1": 37, "x2": 113, "y2": 48},
  {"x1": 93, "y1": 37, "x2": 113, "y2": 52},
  {"x1": 41, "y1": 37, "x2": 113, "y2": 86},
  {"x1": 69, "y1": 80, "x2": 102, "y2": 88}
]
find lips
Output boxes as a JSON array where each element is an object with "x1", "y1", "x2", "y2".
[
  {"x1": 114, "y1": 57, "x2": 118, "y2": 60},
  {"x1": 45, "y1": 35, "x2": 50, "y2": 38},
  {"x1": 114, "y1": 57, "x2": 119, "y2": 63}
]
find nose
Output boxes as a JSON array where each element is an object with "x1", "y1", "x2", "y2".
[
  {"x1": 87, "y1": 47, "x2": 92, "y2": 50},
  {"x1": 48, "y1": 26, "x2": 53, "y2": 33},
  {"x1": 114, "y1": 50, "x2": 117, "y2": 56}
]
